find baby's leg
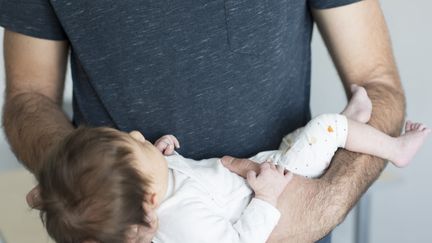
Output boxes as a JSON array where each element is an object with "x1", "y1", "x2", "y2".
[
  {"x1": 345, "y1": 119, "x2": 430, "y2": 167},
  {"x1": 336, "y1": 85, "x2": 429, "y2": 166},
  {"x1": 341, "y1": 84, "x2": 372, "y2": 123},
  {"x1": 276, "y1": 114, "x2": 348, "y2": 178},
  {"x1": 279, "y1": 85, "x2": 371, "y2": 153}
]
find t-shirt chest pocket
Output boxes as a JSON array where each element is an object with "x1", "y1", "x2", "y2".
[{"x1": 224, "y1": 0, "x2": 291, "y2": 56}]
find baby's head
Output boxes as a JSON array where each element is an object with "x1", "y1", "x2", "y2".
[{"x1": 37, "y1": 126, "x2": 169, "y2": 243}]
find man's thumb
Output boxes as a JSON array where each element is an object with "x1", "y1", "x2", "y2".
[{"x1": 26, "y1": 185, "x2": 42, "y2": 210}]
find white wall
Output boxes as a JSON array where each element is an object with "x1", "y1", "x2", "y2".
[
  {"x1": 0, "y1": 30, "x2": 22, "y2": 171},
  {"x1": 1, "y1": 0, "x2": 431, "y2": 242}
]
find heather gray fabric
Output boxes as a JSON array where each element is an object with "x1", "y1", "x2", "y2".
[
  {"x1": 0, "y1": 1, "x2": 362, "y2": 242},
  {"x1": 0, "y1": 0, "x2": 360, "y2": 162}
]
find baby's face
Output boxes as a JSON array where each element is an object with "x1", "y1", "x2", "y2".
[{"x1": 128, "y1": 131, "x2": 169, "y2": 207}]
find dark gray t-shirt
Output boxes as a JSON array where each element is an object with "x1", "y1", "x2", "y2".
[{"x1": 0, "y1": 0, "x2": 360, "y2": 160}]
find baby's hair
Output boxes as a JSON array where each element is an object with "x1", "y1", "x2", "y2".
[{"x1": 37, "y1": 126, "x2": 152, "y2": 243}]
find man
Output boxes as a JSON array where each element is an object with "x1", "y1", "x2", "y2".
[{"x1": 0, "y1": 0, "x2": 405, "y2": 242}]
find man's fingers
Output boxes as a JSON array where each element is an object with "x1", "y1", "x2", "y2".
[
  {"x1": 221, "y1": 156, "x2": 260, "y2": 178},
  {"x1": 26, "y1": 185, "x2": 42, "y2": 209},
  {"x1": 220, "y1": 156, "x2": 235, "y2": 167},
  {"x1": 246, "y1": 170, "x2": 257, "y2": 186}
]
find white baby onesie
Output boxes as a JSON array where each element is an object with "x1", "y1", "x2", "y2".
[
  {"x1": 153, "y1": 113, "x2": 348, "y2": 243},
  {"x1": 153, "y1": 155, "x2": 281, "y2": 243},
  {"x1": 276, "y1": 113, "x2": 348, "y2": 178}
]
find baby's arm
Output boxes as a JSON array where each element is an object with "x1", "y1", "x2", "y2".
[
  {"x1": 247, "y1": 162, "x2": 293, "y2": 207},
  {"x1": 154, "y1": 135, "x2": 180, "y2": 155},
  {"x1": 229, "y1": 162, "x2": 293, "y2": 243},
  {"x1": 158, "y1": 162, "x2": 293, "y2": 243}
]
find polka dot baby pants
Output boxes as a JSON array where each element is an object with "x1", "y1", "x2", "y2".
[{"x1": 274, "y1": 113, "x2": 348, "y2": 178}]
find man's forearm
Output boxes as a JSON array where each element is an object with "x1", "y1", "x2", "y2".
[
  {"x1": 294, "y1": 1, "x2": 407, "y2": 240},
  {"x1": 309, "y1": 82, "x2": 405, "y2": 239},
  {"x1": 2, "y1": 92, "x2": 74, "y2": 173},
  {"x1": 265, "y1": 81, "x2": 405, "y2": 243}
]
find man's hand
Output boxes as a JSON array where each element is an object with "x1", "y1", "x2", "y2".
[
  {"x1": 221, "y1": 156, "x2": 294, "y2": 206},
  {"x1": 247, "y1": 162, "x2": 293, "y2": 206},
  {"x1": 26, "y1": 185, "x2": 42, "y2": 209},
  {"x1": 220, "y1": 156, "x2": 261, "y2": 177},
  {"x1": 154, "y1": 135, "x2": 180, "y2": 155}
]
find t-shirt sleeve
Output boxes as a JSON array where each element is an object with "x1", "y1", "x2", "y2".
[
  {"x1": 0, "y1": 0, "x2": 67, "y2": 40},
  {"x1": 309, "y1": 0, "x2": 362, "y2": 9}
]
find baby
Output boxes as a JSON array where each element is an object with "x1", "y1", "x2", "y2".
[{"x1": 37, "y1": 85, "x2": 429, "y2": 243}]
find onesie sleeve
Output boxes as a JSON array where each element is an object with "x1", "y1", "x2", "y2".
[
  {"x1": 156, "y1": 198, "x2": 281, "y2": 243},
  {"x1": 231, "y1": 198, "x2": 281, "y2": 243},
  {"x1": 0, "y1": 0, "x2": 67, "y2": 40},
  {"x1": 308, "y1": 0, "x2": 362, "y2": 9}
]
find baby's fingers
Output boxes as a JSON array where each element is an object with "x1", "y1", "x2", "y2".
[
  {"x1": 170, "y1": 135, "x2": 180, "y2": 149},
  {"x1": 260, "y1": 161, "x2": 271, "y2": 171},
  {"x1": 276, "y1": 164, "x2": 285, "y2": 174},
  {"x1": 163, "y1": 134, "x2": 180, "y2": 149},
  {"x1": 270, "y1": 162, "x2": 276, "y2": 170},
  {"x1": 284, "y1": 171, "x2": 294, "y2": 183},
  {"x1": 164, "y1": 144, "x2": 175, "y2": 155},
  {"x1": 155, "y1": 141, "x2": 168, "y2": 153}
]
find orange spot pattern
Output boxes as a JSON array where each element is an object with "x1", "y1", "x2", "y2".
[{"x1": 327, "y1": 126, "x2": 334, "y2": 133}]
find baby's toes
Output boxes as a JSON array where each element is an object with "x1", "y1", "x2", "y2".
[
  {"x1": 405, "y1": 121, "x2": 412, "y2": 132},
  {"x1": 417, "y1": 123, "x2": 428, "y2": 132}
]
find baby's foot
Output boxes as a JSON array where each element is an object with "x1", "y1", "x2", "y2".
[
  {"x1": 342, "y1": 84, "x2": 372, "y2": 123},
  {"x1": 391, "y1": 121, "x2": 431, "y2": 167}
]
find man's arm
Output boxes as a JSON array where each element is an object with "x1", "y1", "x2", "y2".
[
  {"x1": 312, "y1": 0, "x2": 404, "y2": 224},
  {"x1": 282, "y1": 0, "x2": 405, "y2": 240},
  {"x1": 224, "y1": 1, "x2": 405, "y2": 242},
  {"x1": 2, "y1": 30, "x2": 73, "y2": 173}
]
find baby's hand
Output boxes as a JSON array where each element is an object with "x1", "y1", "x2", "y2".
[
  {"x1": 247, "y1": 162, "x2": 293, "y2": 206},
  {"x1": 154, "y1": 135, "x2": 180, "y2": 155}
]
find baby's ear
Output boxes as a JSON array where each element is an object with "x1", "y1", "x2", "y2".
[
  {"x1": 126, "y1": 223, "x2": 158, "y2": 243},
  {"x1": 142, "y1": 198, "x2": 157, "y2": 220},
  {"x1": 143, "y1": 193, "x2": 158, "y2": 208},
  {"x1": 125, "y1": 225, "x2": 139, "y2": 240}
]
